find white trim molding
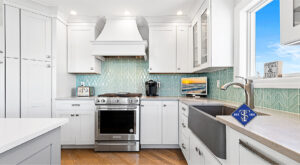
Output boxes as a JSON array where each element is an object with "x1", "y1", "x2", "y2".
[{"x1": 234, "y1": 0, "x2": 300, "y2": 89}]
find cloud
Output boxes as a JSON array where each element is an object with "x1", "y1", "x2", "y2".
[{"x1": 267, "y1": 43, "x2": 300, "y2": 59}]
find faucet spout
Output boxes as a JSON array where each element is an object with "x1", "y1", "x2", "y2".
[{"x1": 220, "y1": 79, "x2": 255, "y2": 109}]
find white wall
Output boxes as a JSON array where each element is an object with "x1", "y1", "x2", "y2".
[{"x1": 52, "y1": 18, "x2": 76, "y2": 97}]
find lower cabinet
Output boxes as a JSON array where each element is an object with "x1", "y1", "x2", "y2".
[
  {"x1": 141, "y1": 101, "x2": 178, "y2": 145},
  {"x1": 0, "y1": 57, "x2": 4, "y2": 118},
  {"x1": 54, "y1": 100, "x2": 95, "y2": 145},
  {"x1": 226, "y1": 126, "x2": 298, "y2": 165},
  {"x1": 189, "y1": 132, "x2": 222, "y2": 165}
]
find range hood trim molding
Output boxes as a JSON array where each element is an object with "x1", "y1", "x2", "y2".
[{"x1": 92, "y1": 17, "x2": 148, "y2": 60}]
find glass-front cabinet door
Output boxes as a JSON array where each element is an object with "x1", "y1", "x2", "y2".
[
  {"x1": 280, "y1": 0, "x2": 300, "y2": 44},
  {"x1": 192, "y1": 0, "x2": 210, "y2": 71},
  {"x1": 200, "y1": 9, "x2": 208, "y2": 65}
]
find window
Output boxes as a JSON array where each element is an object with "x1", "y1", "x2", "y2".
[
  {"x1": 234, "y1": 0, "x2": 300, "y2": 88},
  {"x1": 256, "y1": 0, "x2": 300, "y2": 77}
]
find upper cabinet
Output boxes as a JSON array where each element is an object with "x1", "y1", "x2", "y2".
[
  {"x1": 192, "y1": 0, "x2": 234, "y2": 72},
  {"x1": 280, "y1": 0, "x2": 300, "y2": 44},
  {"x1": 149, "y1": 24, "x2": 192, "y2": 73},
  {"x1": 21, "y1": 10, "x2": 51, "y2": 61},
  {"x1": 68, "y1": 24, "x2": 101, "y2": 74}
]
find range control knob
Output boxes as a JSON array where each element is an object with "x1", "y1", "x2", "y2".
[{"x1": 100, "y1": 99, "x2": 106, "y2": 103}]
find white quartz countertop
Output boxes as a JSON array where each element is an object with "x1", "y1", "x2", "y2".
[{"x1": 0, "y1": 118, "x2": 68, "y2": 154}]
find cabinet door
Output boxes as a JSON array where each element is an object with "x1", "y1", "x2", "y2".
[
  {"x1": 68, "y1": 25, "x2": 99, "y2": 73},
  {"x1": 55, "y1": 111, "x2": 76, "y2": 145},
  {"x1": 177, "y1": 26, "x2": 191, "y2": 73},
  {"x1": 199, "y1": 4, "x2": 209, "y2": 68},
  {"x1": 149, "y1": 26, "x2": 177, "y2": 73},
  {"x1": 21, "y1": 60, "x2": 51, "y2": 118},
  {"x1": 141, "y1": 101, "x2": 162, "y2": 144},
  {"x1": 5, "y1": 58, "x2": 20, "y2": 118},
  {"x1": 239, "y1": 144, "x2": 271, "y2": 165},
  {"x1": 21, "y1": 10, "x2": 51, "y2": 61},
  {"x1": 76, "y1": 110, "x2": 95, "y2": 145},
  {"x1": 280, "y1": 0, "x2": 300, "y2": 45},
  {"x1": 5, "y1": 5, "x2": 20, "y2": 58},
  {"x1": 189, "y1": 133, "x2": 205, "y2": 165},
  {"x1": 162, "y1": 101, "x2": 178, "y2": 144},
  {"x1": 0, "y1": 58, "x2": 4, "y2": 118}
]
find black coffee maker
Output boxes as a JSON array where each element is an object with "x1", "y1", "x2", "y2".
[{"x1": 145, "y1": 80, "x2": 159, "y2": 96}]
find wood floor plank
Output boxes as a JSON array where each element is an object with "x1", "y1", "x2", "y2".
[{"x1": 61, "y1": 149, "x2": 188, "y2": 165}]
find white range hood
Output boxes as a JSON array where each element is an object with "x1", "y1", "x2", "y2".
[{"x1": 91, "y1": 17, "x2": 148, "y2": 60}]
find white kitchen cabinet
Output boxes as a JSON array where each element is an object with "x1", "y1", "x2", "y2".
[
  {"x1": 21, "y1": 10, "x2": 51, "y2": 61},
  {"x1": 68, "y1": 24, "x2": 101, "y2": 74},
  {"x1": 149, "y1": 25, "x2": 192, "y2": 73},
  {"x1": 5, "y1": 58, "x2": 20, "y2": 118},
  {"x1": 226, "y1": 126, "x2": 298, "y2": 165},
  {"x1": 149, "y1": 26, "x2": 177, "y2": 73},
  {"x1": 76, "y1": 110, "x2": 95, "y2": 144},
  {"x1": 5, "y1": 5, "x2": 20, "y2": 58},
  {"x1": 162, "y1": 101, "x2": 179, "y2": 144},
  {"x1": 55, "y1": 111, "x2": 76, "y2": 145},
  {"x1": 280, "y1": 0, "x2": 300, "y2": 45},
  {"x1": 189, "y1": 133, "x2": 205, "y2": 165},
  {"x1": 0, "y1": 57, "x2": 4, "y2": 118},
  {"x1": 190, "y1": 132, "x2": 221, "y2": 165},
  {"x1": 21, "y1": 60, "x2": 51, "y2": 118},
  {"x1": 177, "y1": 25, "x2": 192, "y2": 73},
  {"x1": 141, "y1": 100, "x2": 178, "y2": 146},
  {"x1": 179, "y1": 102, "x2": 190, "y2": 162},
  {"x1": 140, "y1": 101, "x2": 162, "y2": 144},
  {"x1": 54, "y1": 100, "x2": 95, "y2": 145},
  {"x1": 192, "y1": 0, "x2": 234, "y2": 72}
]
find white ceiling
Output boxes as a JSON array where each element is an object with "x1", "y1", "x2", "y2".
[{"x1": 34, "y1": 0, "x2": 199, "y2": 17}]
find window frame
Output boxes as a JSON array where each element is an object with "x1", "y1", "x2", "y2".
[{"x1": 234, "y1": 0, "x2": 300, "y2": 88}]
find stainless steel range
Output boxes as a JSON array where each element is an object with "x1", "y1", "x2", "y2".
[{"x1": 94, "y1": 93, "x2": 142, "y2": 152}]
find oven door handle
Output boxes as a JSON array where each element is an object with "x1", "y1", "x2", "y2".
[{"x1": 97, "y1": 108, "x2": 138, "y2": 111}]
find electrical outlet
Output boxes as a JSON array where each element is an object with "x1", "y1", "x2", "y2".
[{"x1": 217, "y1": 80, "x2": 220, "y2": 88}]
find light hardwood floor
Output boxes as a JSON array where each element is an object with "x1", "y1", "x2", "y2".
[{"x1": 61, "y1": 149, "x2": 187, "y2": 165}]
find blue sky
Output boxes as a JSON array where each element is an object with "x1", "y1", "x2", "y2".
[{"x1": 256, "y1": 0, "x2": 300, "y2": 76}]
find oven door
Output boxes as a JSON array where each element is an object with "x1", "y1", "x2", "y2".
[{"x1": 95, "y1": 105, "x2": 140, "y2": 141}]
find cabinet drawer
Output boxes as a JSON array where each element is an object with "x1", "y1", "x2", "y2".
[
  {"x1": 179, "y1": 102, "x2": 189, "y2": 117},
  {"x1": 180, "y1": 133, "x2": 190, "y2": 161},
  {"x1": 55, "y1": 100, "x2": 95, "y2": 111},
  {"x1": 179, "y1": 115, "x2": 189, "y2": 137}
]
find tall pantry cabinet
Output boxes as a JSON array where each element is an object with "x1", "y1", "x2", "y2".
[
  {"x1": 0, "y1": 1, "x2": 4, "y2": 118},
  {"x1": 4, "y1": 5, "x2": 52, "y2": 118}
]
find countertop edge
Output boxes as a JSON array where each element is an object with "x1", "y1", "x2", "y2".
[
  {"x1": 216, "y1": 116, "x2": 300, "y2": 163},
  {"x1": 0, "y1": 119, "x2": 68, "y2": 154}
]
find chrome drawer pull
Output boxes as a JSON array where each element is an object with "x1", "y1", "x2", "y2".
[
  {"x1": 182, "y1": 123, "x2": 186, "y2": 128},
  {"x1": 182, "y1": 107, "x2": 186, "y2": 111},
  {"x1": 181, "y1": 143, "x2": 186, "y2": 149},
  {"x1": 239, "y1": 140, "x2": 279, "y2": 165},
  {"x1": 70, "y1": 114, "x2": 75, "y2": 117},
  {"x1": 72, "y1": 104, "x2": 80, "y2": 107}
]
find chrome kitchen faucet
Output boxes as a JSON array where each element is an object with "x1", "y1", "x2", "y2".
[{"x1": 221, "y1": 76, "x2": 255, "y2": 109}]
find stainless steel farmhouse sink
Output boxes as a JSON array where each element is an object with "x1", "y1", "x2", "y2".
[{"x1": 188, "y1": 105, "x2": 268, "y2": 159}]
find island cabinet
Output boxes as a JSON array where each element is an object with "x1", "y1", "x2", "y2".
[
  {"x1": 54, "y1": 100, "x2": 95, "y2": 145},
  {"x1": 140, "y1": 100, "x2": 178, "y2": 147},
  {"x1": 226, "y1": 126, "x2": 299, "y2": 165},
  {"x1": 148, "y1": 24, "x2": 192, "y2": 73}
]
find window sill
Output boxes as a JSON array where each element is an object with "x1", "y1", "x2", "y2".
[{"x1": 252, "y1": 77, "x2": 300, "y2": 89}]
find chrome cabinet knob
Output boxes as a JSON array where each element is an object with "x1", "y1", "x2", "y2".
[
  {"x1": 90, "y1": 67, "x2": 94, "y2": 70},
  {"x1": 46, "y1": 55, "x2": 51, "y2": 58}
]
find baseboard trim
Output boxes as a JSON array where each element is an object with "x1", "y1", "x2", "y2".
[
  {"x1": 62, "y1": 145, "x2": 95, "y2": 149},
  {"x1": 141, "y1": 144, "x2": 179, "y2": 149}
]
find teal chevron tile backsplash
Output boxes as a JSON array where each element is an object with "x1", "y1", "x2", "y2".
[
  {"x1": 76, "y1": 57, "x2": 204, "y2": 97},
  {"x1": 76, "y1": 58, "x2": 299, "y2": 114},
  {"x1": 205, "y1": 68, "x2": 300, "y2": 114}
]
